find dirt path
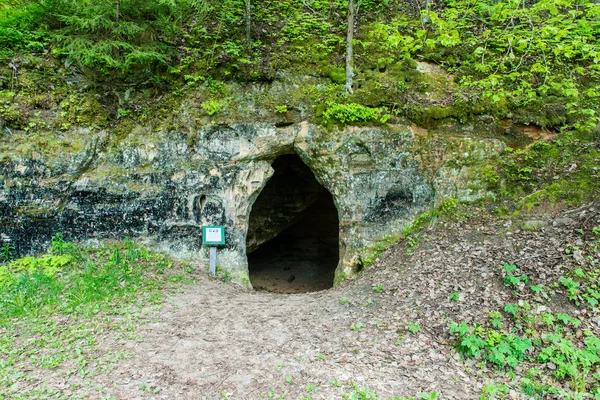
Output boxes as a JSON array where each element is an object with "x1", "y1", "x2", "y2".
[
  {"x1": 102, "y1": 275, "x2": 474, "y2": 399},
  {"x1": 97, "y1": 204, "x2": 599, "y2": 400}
]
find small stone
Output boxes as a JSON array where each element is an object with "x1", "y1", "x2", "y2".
[
  {"x1": 553, "y1": 217, "x2": 574, "y2": 226},
  {"x1": 535, "y1": 305, "x2": 548, "y2": 314},
  {"x1": 522, "y1": 220, "x2": 547, "y2": 229},
  {"x1": 592, "y1": 317, "x2": 600, "y2": 327},
  {"x1": 547, "y1": 362, "x2": 556, "y2": 370}
]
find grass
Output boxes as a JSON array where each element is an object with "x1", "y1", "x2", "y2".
[{"x1": 0, "y1": 234, "x2": 195, "y2": 399}]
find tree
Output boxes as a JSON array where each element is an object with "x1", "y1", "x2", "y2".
[
  {"x1": 245, "y1": 0, "x2": 251, "y2": 50},
  {"x1": 41, "y1": 0, "x2": 188, "y2": 82},
  {"x1": 344, "y1": 0, "x2": 354, "y2": 94}
]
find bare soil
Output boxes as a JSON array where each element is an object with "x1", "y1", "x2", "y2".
[{"x1": 26, "y1": 203, "x2": 600, "y2": 399}]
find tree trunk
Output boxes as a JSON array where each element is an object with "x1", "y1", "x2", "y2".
[
  {"x1": 116, "y1": 0, "x2": 120, "y2": 22},
  {"x1": 245, "y1": 0, "x2": 252, "y2": 50},
  {"x1": 345, "y1": 0, "x2": 354, "y2": 94}
]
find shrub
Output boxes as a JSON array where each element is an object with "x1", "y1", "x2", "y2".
[{"x1": 322, "y1": 102, "x2": 383, "y2": 124}]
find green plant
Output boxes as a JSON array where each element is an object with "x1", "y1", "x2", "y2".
[
  {"x1": 0, "y1": 237, "x2": 194, "y2": 399},
  {"x1": 373, "y1": 284, "x2": 384, "y2": 293},
  {"x1": 322, "y1": 103, "x2": 382, "y2": 125},
  {"x1": 275, "y1": 105, "x2": 288, "y2": 113},
  {"x1": 201, "y1": 99, "x2": 224, "y2": 115},
  {"x1": 340, "y1": 296, "x2": 348, "y2": 305},
  {"x1": 343, "y1": 383, "x2": 380, "y2": 399},
  {"x1": 538, "y1": 334, "x2": 600, "y2": 392},
  {"x1": 504, "y1": 303, "x2": 520, "y2": 318},
  {"x1": 139, "y1": 382, "x2": 159, "y2": 394},
  {"x1": 489, "y1": 311, "x2": 502, "y2": 329},
  {"x1": 559, "y1": 277, "x2": 581, "y2": 302},
  {"x1": 448, "y1": 292, "x2": 459, "y2": 302},
  {"x1": 450, "y1": 321, "x2": 533, "y2": 369},
  {"x1": 530, "y1": 285, "x2": 544, "y2": 294},
  {"x1": 330, "y1": 378, "x2": 342, "y2": 387},
  {"x1": 0, "y1": 242, "x2": 14, "y2": 264},
  {"x1": 305, "y1": 383, "x2": 316, "y2": 393},
  {"x1": 437, "y1": 197, "x2": 457, "y2": 215},
  {"x1": 351, "y1": 322, "x2": 363, "y2": 331},
  {"x1": 407, "y1": 322, "x2": 421, "y2": 334},
  {"x1": 375, "y1": 320, "x2": 387, "y2": 328},
  {"x1": 481, "y1": 383, "x2": 509, "y2": 399}
]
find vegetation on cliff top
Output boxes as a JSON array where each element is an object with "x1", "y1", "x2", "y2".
[{"x1": 0, "y1": 0, "x2": 599, "y2": 132}]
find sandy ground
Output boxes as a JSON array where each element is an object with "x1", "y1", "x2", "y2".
[
  {"x1": 15, "y1": 203, "x2": 598, "y2": 399},
  {"x1": 96, "y1": 204, "x2": 598, "y2": 399},
  {"x1": 101, "y1": 277, "x2": 474, "y2": 399}
]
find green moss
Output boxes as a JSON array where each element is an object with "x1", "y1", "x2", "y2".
[
  {"x1": 1, "y1": 103, "x2": 25, "y2": 129},
  {"x1": 328, "y1": 67, "x2": 346, "y2": 85},
  {"x1": 111, "y1": 119, "x2": 137, "y2": 144},
  {"x1": 511, "y1": 98, "x2": 567, "y2": 128},
  {"x1": 473, "y1": 164, "x2": 500, "y2": 190},
  {"x1": 333, "y1": 271, "x2": 347, "y2": 286}
]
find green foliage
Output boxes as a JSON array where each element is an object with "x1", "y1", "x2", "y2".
[
  {"x1": 0, "y1": 236, "x2": 193, "y2": 399},
  {"x1": 0, "y1": 0, "x2": 207, "y2": 82},
  {"x1": 373, "y1": 284, "x2": 385, "y2": 293},
  {"x1": 351, "y1": 321, "x2": 363, "y2": 331},
  {"x1": 201, "y1": 99, "x2": 224, "y2": 115},
  {"x1": 418, "y1": 0, "x2": 600, "y2": 133},
  {"x1": 538, "y1": 334, "x2": 600, "y2": 392},
  {"x1": 47, "y1": 0, "x2": 192, "y2": 81},
  {"x1": 437, "y1": 197, "x2": 457, "y2": 215},
  {"x1": 2, "y1": 0, "x2": 600, "y2": 133},
  {"x1": 448, "y1": 292, "x2": 459, "y2": 302},
  {"x1": 0, "y1": 3, "x2": 47, "y2": 54},
  {"x1": 274, "y1": 105, "x2": 288, "y2": 114},
  {"x1": 343, "y1": 383, "x2": 379, "y2": 399},
  {"x1": 0, "y1": 242, "x2": 15, "y2": 264},
  {"x1": 451, "y1": 301, "x2": 600, "y2": 396},
  {"x1": 328, "y1": 67, "x2": 346, "y2": 84},
  {"x1": 503, "y1": 303, "x2": 520, "y2": 318},
  {"x1": 0, "y1": 235, "x2": 186, "y2": 324},
  {"x1": 450, "y1": 320, "x2": 531, "y2": 369},
  {"x1": 498, "y1": 134, "x2": 600, "y2": 206},
  {"x1": 407, "y1": 322, "x2": 421, "y2": 334},
  {"x1": 322, "y1": 102, "x2": 384, "y2": 125}
]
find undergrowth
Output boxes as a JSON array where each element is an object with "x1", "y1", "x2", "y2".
[
  {"x1": 2, "y1": 0, "x2": 600, "y2": 131},
  {"x1": 0, "y1": 234, "x2": 195, "y2": 399},
  {"x1": 449, "y1": 223, "x2": 600, "y2": 398}
]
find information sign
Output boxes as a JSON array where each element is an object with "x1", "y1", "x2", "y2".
[
  {"x1": 202, "y1": 226, "x2": 225, "y2": 245},
  {"x1": 203, "y1": 226, "x2": 225, "y2": 277}
]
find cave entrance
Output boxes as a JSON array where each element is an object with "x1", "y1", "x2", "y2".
[{"x1": 247, "y1": 154, "x2": 339, "y2": 294}]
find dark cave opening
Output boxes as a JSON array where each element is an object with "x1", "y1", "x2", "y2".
[{"x1": 247, "y1": 154, "x2": 339, "y2": 293}]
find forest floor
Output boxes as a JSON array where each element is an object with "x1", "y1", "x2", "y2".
[{"x1": 4, "y1": 202, "x2": 600, "y2": 399}]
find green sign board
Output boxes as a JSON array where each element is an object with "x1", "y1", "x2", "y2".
[{"x1": 202, "y1": 226, "x2": 225, "y2": 245}]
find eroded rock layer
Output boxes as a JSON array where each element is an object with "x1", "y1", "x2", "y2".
[{"x1": 0, "y1": 122, "x2": 503, "y2": 286}]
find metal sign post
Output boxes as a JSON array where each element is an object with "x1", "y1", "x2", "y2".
[
  {"x1": 209, "y1": 246, "x2": 217, "y2": 276},
  {"x1": 202, "y1": 226, "x2": 225, "y2": 277}
]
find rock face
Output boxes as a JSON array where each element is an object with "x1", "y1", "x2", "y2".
[{"x1": 0, "y1": 122, "x2": 503, "y2": 287}]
